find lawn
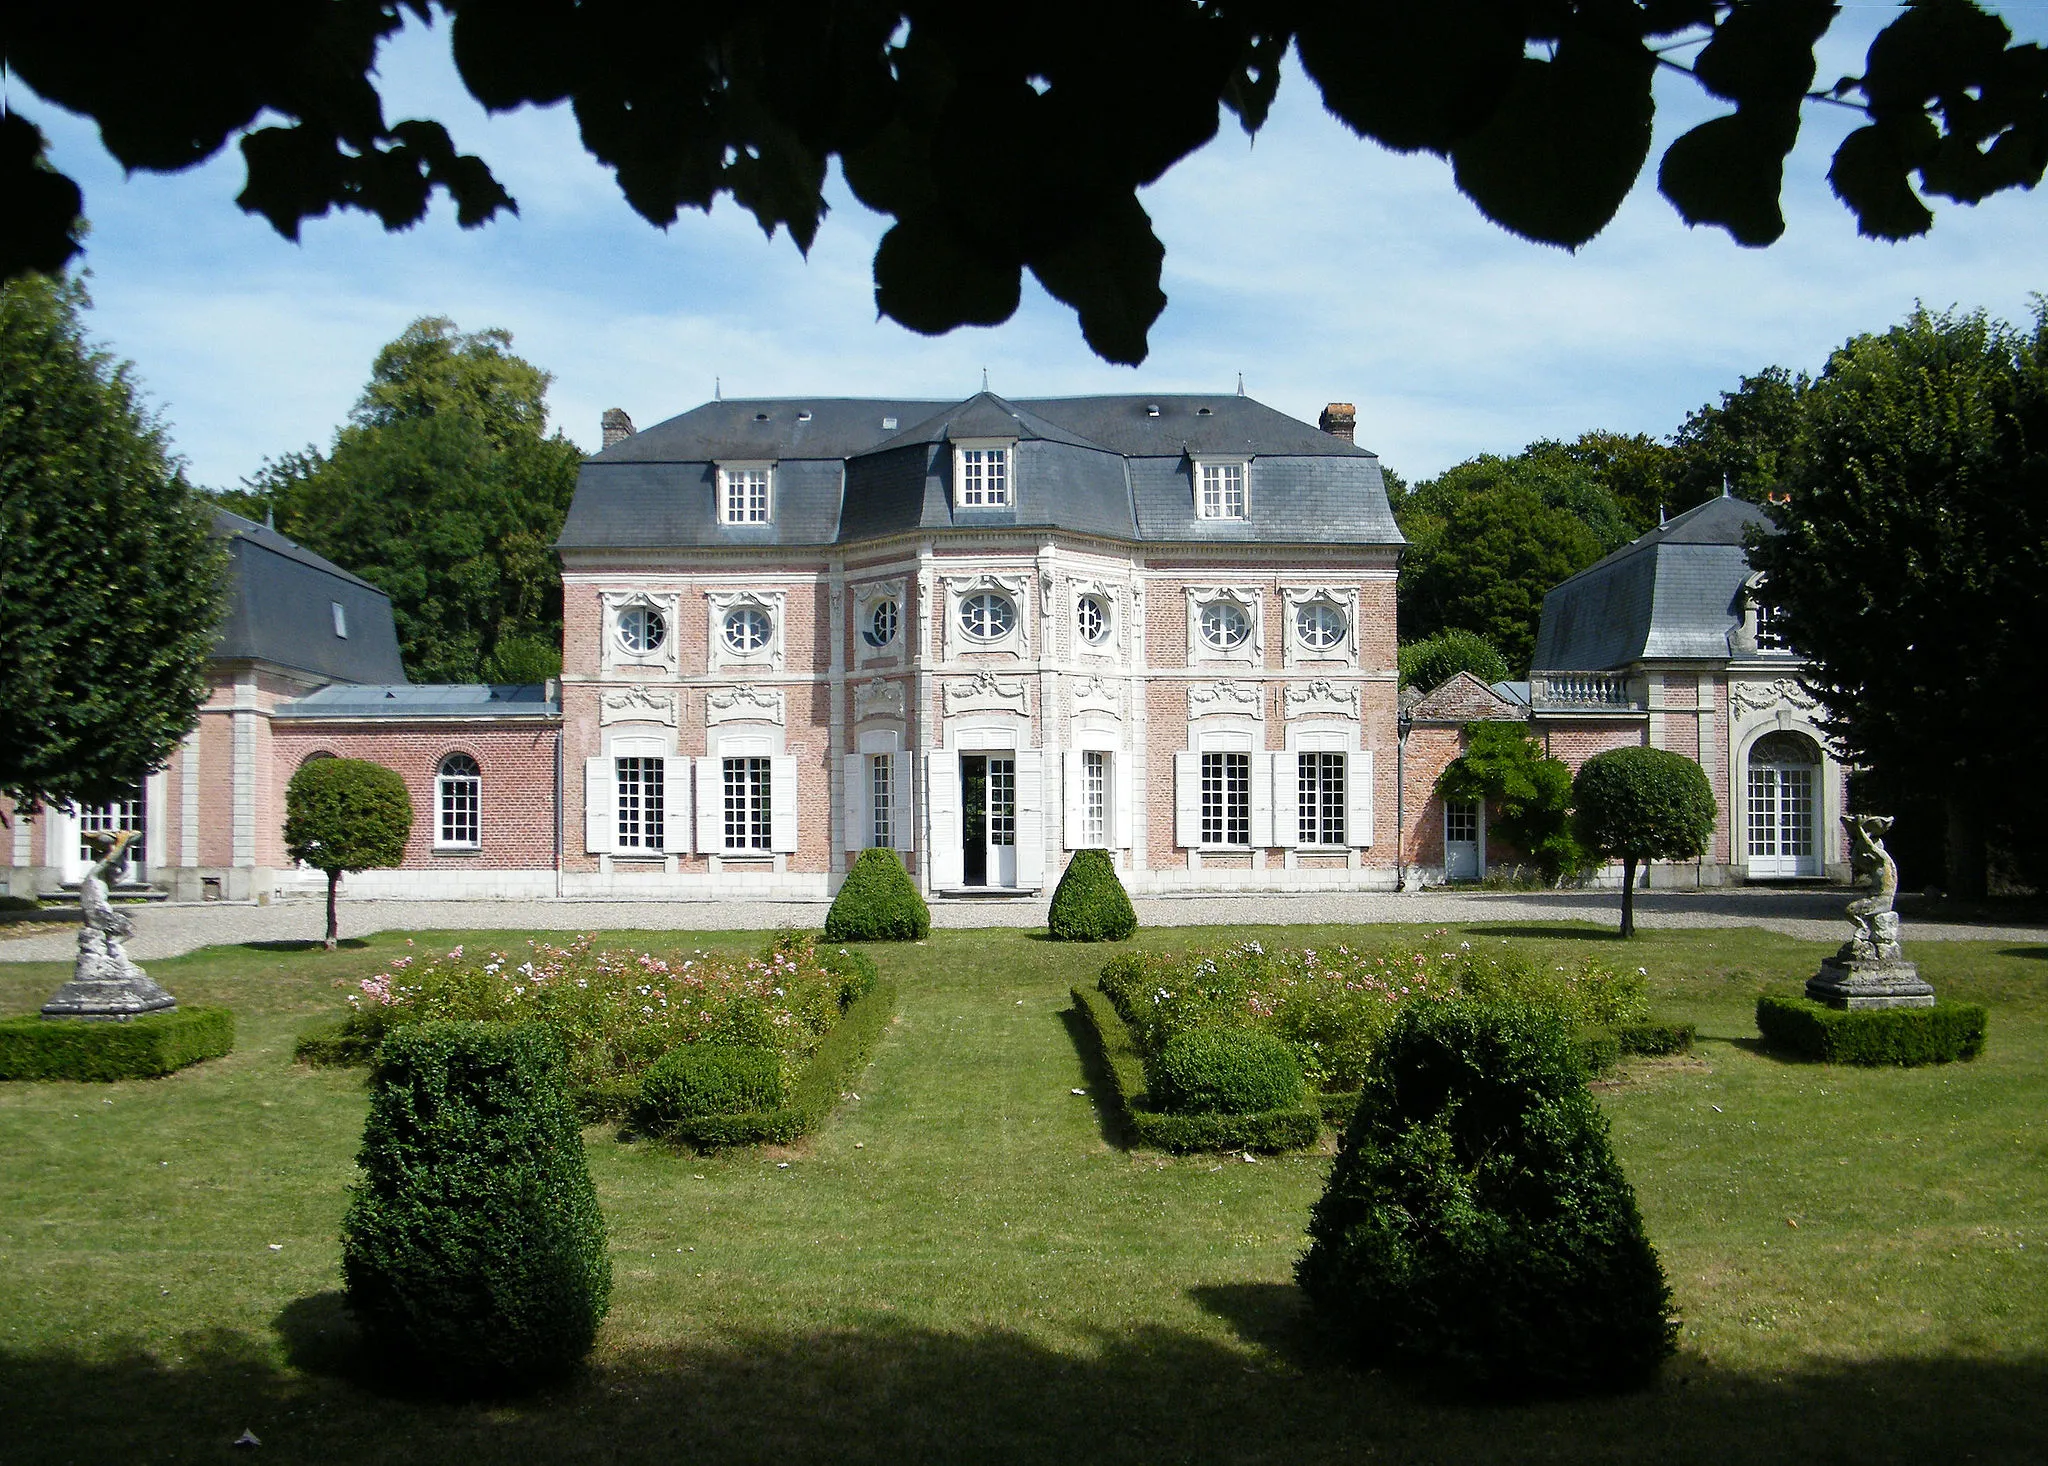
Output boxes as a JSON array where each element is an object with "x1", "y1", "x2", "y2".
[{"x1": 1, "y1": 921, "x2": 2043, "y2": 1464}]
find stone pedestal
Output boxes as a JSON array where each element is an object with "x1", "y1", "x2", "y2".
[
  {"x1": 40, "y1": 938, "x2": 177, "y2": 1019},
  {"x1": 1805, "y1": 910, "x2": 1934, "y2": 1010}
]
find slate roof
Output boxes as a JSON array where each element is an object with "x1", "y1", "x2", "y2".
[
  {"x1": 276, "y1": 684, "x2": 557, "y2": 720},
  {"x1": 211, "y1": 512, "x2": 407, "y2": 684},
  {"x1": 558, "y1": 393, "x2": 1402, "y2": 550},
  {"x1": 1408, "y1": 671, "x2": 1529, "y2": 724},
  {"x1": 1531, "y1": 495, "x2": 1788, "y2": 671}
]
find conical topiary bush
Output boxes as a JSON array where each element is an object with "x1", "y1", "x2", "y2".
[
  {"x1": 341, "y1": 1022, "x2": 612, "y2": 1395},
  {"x1": 1297, "y1": 1000, "x2": 1676, "y2": 1396},
  {"x1": 824, "y1": 847, "x2": 931, "y2": 941},
  {"x1": 1047, "y1": 848, "x2": 1138, "y2": 942}
]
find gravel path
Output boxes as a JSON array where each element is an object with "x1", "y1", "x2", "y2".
[{"x1": 4, "y1": 888, "x2": 2044, "y2": 963}]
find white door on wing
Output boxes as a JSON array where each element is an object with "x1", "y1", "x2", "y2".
[{"x1": 1444, "y1": 800, "x2": 1481, "y2": 880}]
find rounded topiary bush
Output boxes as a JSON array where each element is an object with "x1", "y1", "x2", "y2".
[
  {"x1": 824, "y1": 848, "x2": 931, "y2": 941},
  {"x1": 636, "y1": 1042, "x2": 783, "y2": 1129},
  {"x1": 1296, "y1": 1000, "x2": 1676, "y2": 1397},
  {"x1": 1047, "y1": 848, "x2": 1138, "y2": 942},
  {"x1": 1148, "y1": 1028, "x2": 1305, "y2": 1115},
  {"x1": 340, "y1": 1022, "x2": 611, "y2": 1395}
]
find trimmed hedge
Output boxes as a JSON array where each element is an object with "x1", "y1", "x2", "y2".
[
  {"x1": 0, "y1": 1007, "x2": 233, "y2": 1081},
  {"x1": 824, "y1": 849, "x2": 931, "y2": 942},
  {"x1": 1298, "y1": 1000, "x2": 1677, "y2": 1396},
  {"x1": 1147, "y1": 1028, "x2": 1305, "y2": 1115},
  {"x1": 1615, "y1": 1020, "x2": 1696, "y2": 1057},
  {"x1": 294, "y1": 1016, "x2": 379, "y2": 1069},
  {"x1": 1047, "y1": 849, "x2": 1138, "y2": 942},
  {"x1": 1574, "y1": 1028, "x2": 1621, "y2": 1078},
  {"x1": 341, "y1": 1022, "x2": 611, "y2": 1395},
  {"x1": 1756, "y1": 994, "x2": 1987, "y2": 1066},
  {"x1": 640, "y1": 978, "x2": 898, "y2": 1149},
  {"x1": 822, "y1": 945, "x2": 880, "y2": 1004},
  {"x1": 1070, "y1": 986, "x2": 1321, "y2": 1154},
  {"x1": 635, "y1": 1044, "x2": 782, "y2": 1130}
]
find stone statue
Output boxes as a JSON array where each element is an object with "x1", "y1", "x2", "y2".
[
  {"x1": 40, "y1": 830, "x2": 178, "y2": 1019},
  {"x1": 1806, "y1": 813, "x2": 1933, "y2": 1010}
]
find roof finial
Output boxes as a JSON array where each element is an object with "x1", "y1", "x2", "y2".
[
  {"x1": 982, "y1": 365, "x2": 989, "y2": 392},
  {"x1": 1722, "y1": 471, "x2": 1732, "y2": 499},
  {"x1": 714, "y1": 376, "x2": 722, "y2": 401},
  {"x1": 1658, "y1": 504, "x2": 1666, "y2": 527},
  {"x1": 1236, "y1": 372, "x2": 1245, "y2": 397},
  {"x1": 264, "y1": 505, "x2": 274, "y2": 531}
]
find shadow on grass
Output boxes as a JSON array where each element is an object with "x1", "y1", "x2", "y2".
[
  {"x1": 5, "y1": 1307, "x2": 2046, "y2": 1466},
  {"x1": 1056, "y1": 1005, "x2": 1130, "y2": 1149},
  {"x1": 1463, "y1": 925, "x2": 1628, "y2": 943},
  {"x1": 236, "y1": 939, "x2": 372, "y2": 954},
  {"x1": 1997, "y1": 946, "x2": 2048, "y2": 962}
]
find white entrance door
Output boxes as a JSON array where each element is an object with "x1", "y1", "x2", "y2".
[
  {"x1": 961, "y1": 754, "x2": 1018, "y2": 888},
  {"x1": 1747, "y1": 761, "x2": 1818, "y2": 877},
  {"x1": 1444, "y1": 800, "x2": 1481, "y2": 880}
]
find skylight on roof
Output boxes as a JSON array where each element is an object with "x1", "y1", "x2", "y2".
[{"x1": 882, "y1": 416, "x2": 898, "y2": 430}]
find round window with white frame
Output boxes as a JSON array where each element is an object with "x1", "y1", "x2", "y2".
[
  {"x1": 616, "y1": 604, "x2": 667, "y2": 655},
  {"x1": 864, "y1": 598, "x2": 899, "y2": 649},
  {"x1": 722, "y1": 606, "x2": 773, "y2": 655},
  {"x1": 1295, "y1": 599, "x2": 1347, "y2": 652},
  {"x1": 1076, "y1": 593, "x2": 1110, "y2": 648},
  {"x1": 959, "y1": 591, "x2": 1016, "y2": 642},
  {"x1": 1199, "y1": 599, "x2": 1251, "y2": 651}
]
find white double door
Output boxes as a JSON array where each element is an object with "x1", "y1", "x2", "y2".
[
  {"x1": 926, "y1": 749, "x2": 1044, "y2": 890},
  {"x1": 1747, "y1": 761, "x2": 1819, "y2": 877}
]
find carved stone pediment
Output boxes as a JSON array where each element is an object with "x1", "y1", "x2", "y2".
[
  {"x1": 944, "y1": 669, "x2": 1031, "y2": 714},
  {"x1": 854, "y1": 677, "x2": 907, "y2": 723},
  {"x1": 1187, "y1": 679, "x2": 1265, "y2": 719},
  {"x1": 1283, "y1": 679, "x2": 1359, "y2": 718},
  {"x1": 599, "y1": 686, "x2": 678, "y2": 726},
  {"x1": 706, "y1": 684, "x2": 785, "y2": 725},
  {"x1": 1731, "y1": 677, "x2": 1817, "y2": 717}
]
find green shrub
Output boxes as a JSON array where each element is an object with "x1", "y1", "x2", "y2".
[
  {"x1": 1298, "y1": 1000, "x2": 1677, "y2": 1396},
  {"x1": 294, "y1": 1015, "x2": 380, "y2": 1068},
  {"x1": 1755, "y1": 995, "x2": 1987, "y2": 1066},
  {"x1": 821, "y1": 945, "x2": 879, "y2": 1005},
  {"x1": 1047, "y1": 849, "x2": 1138, "y2": 942},
  {"x1": 824, "y1": 848, "x2": 931, "y2": 941},
  {"x1": 635, "y1": 1044, "x2": 783, "y2": 1129},
  {"x1": 1398, "y1": 628, "x2": 1509, "y2": 691},
  {"x1": 341, "y1": 1022, "x2": 611, "y2": 1395},
  {"x1": 1148, "y1": 1028, "x2": 1306, "y2": 1115},
  {"x1": 0, "y1": 1007, "x2": 233, "y2": 1081},
  {"x1": 1615, "y1": 1020, "x2": 1696, "y2": 1056},
  {"x1": 1575, "y1": 1027, "x2": 1621, "y2": 1077}
]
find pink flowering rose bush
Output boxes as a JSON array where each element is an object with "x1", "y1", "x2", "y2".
[
  {"x1": 1098, "y1": 933, "x2": 1645, "y2": 1093},
  {"x1": 332, "y1": 932, "x2": 866, "y2": 1101}
]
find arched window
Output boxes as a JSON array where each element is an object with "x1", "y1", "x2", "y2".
[
  {"x1": 436, "y1": 753, "x2": 481, "y2": 849},
  {"x1": 1747, "y1": 731, "x2": 1821, "y2": 877}
]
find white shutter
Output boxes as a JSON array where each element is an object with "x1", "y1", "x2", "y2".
[
  {"x1": 1273, "y1": 752, "x2": 1300, "y2": 849},
  {"x1": 927, "y1": 750, "x2": 962, "y2": 888},
  {"x1": 770, "y1": 754, "x2": 799, "y2": 853},
  {"x1": 1113, "y1": 753, "x2": 1133, "y2": 850},
  {"x1": 1347, "y1": 750, "x2": 1376, "y2": 847},
  {"x1": 1174, "y1": 752, "x2": 1200, "y2": 848},
  {"x1": 1016, "y1": 749, "x2": 1045, "y2": 887},
  {"x1": 891, "y1": 752, "x2": 915, "y2": 852},
  {"x1": 1063, "y1": 750, "x2": 1085, "y2": 849},
  {"x1": 1249, "y1": 751, "x2": 1275, "y2": 849},
  {"x1": 695, "y1": 757, "x2": 721, "y2": 852},
  {"x1": 662, "y1": 756, "x2": 691, "y2": 854},
  {"x1": 842, "y1": 753, "x2": 867, "y2": 852},
  {"x1": 583, "y1": 756, "x2": 615, "y2": 853}
]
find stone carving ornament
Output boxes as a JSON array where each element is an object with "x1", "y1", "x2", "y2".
[
  {"x1": 706, "y1": 684, "x2": 786, "y2": 725},
  {"x1": 944, "y1": 669, "x2": 1031, "y2": 713},
  {"x1": 1069, "y1": 675, "x2": 1125, "y2": 717},
  {"x1": 1806, "y1": 814, "x2": 1934, "y2": 1009},
  {"x1": 1187, "y1": 679, "x2": 1265, "y2": 719},
  {"x1": 854, "y1": 677, "x2": 907, "y2": 722},
  {"x1": 598, "y1": 687, "x2": 678, "y2": 726},
  {"x1": 1730, "y1": 677, "x2": 1818, "y2": 717},
  {"x1": 1282, "y1": 679, "x2": 1360, "y2": 718},
  {"x1": 42, "y1": 831, "x2": 177, "y2": 1018}
]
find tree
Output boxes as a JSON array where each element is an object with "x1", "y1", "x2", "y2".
[
  {"x1": 1398, "y1": 628, "x2": 1511, "y2": 692},
  {"x1": 1438, "y1": 722, "x2": 1585, "y2": 884},
  {"x1": 7, "y1": 3, "x2": 2046, "y2": 363},
  {"x1": 1572, "y1": 747, "x2": 1717, "y2": 937},
  {"x1": 227, "y1": 318, "x2": 582, "y2": 683},
  {"x1": 1667, "y1": 366, "x2": 1811, "y2": 514},
  {"x1": 0, "y1": 271, "x2": 223, "y2": 815},
  {"x1": 1747, "y1": 303, "x2": 2048, "y2": 899},
  {"x1": 283, "y1": 757, "x2": 412, "y2": 950}
]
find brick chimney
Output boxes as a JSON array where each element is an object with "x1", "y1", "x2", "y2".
[
  {"x1": 601, "y1": 408, "x2": 635, "y2": 448},
  {"x1": 1318, "y1": 402, "x2": 1356, "y2": 443}
]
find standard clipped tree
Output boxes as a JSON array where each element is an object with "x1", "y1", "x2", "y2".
[
  {"x1": 0, "y1": 271, "x2": 223, "y2": 815},
  {"x1": 1572, "y1": 747, "x2": 1716, "y2": 937},
  {"x1": 283, "y1": 758, "x2": 412, "y2": 950}
]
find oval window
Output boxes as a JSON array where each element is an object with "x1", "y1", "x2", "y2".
[
  {"x1": 1295, "y1": 600, "x2": 1346, "y2": 651},
  {"x1": 1077, "y1": 594, "x2": 1109, "y2": 646},
  {"x1": 959, "y1": 591, "x2": 1016, "y2": 642},
  {"x1": 1199, "y1": 599, "x2": 1251, "y2": 651},
  {"x1": 723, "y1": 606, "x2": 772, "y2": 654},
  {"x1": 864, "y1": 598, "x2": 899, "y2": 649},
  {"x1": 617, "y1": 605, "x2": 667, "y2": 654}
]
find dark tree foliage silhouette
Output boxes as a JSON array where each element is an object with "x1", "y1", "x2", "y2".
[{"x1": 6, "y1": 2, "x2": 2046, "y2": 363}]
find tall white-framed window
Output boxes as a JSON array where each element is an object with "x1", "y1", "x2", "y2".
[
  {"x1": 1197, "y1": 460, "x2": 1247, "y2": 519},
  {"x1": 870, "y1": 754, "x2": 893, "y2": 848},
  {"x1": 436, "y1": 753, "x2": 481, "y2": 849},
  {"x1": 616, "y1": 756, "x2": 665, "y2": 851},
  {"x1": 1083, "y1": 750, "x2": 1108, "y2": 846},
  {"x1": 720, "y1": 464, "x2": 773, "y2": 524},
  {"x1": 724, "y1": 757, "x2": 773, "y2": 851},
  {"x1": 1754, "y1": 600, "x2": 1789, "y2": 650},
  {"x1": 956, "y1": 445, "x2": 1011, "y2": 506},
  {"x1": 1201, "y1": 752, "x2": 1251, "y2": 846},
  {"x1": 1297, "y1": 752, "x2": 1344, "y2": 846}
]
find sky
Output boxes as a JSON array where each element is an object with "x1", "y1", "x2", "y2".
[{"x1": 12, "y1": 6, "x2": 2047, "y2": 491}]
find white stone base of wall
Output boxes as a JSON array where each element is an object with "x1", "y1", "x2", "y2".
[
  {"x1": 1122, "y1": 866, "x2": 1400, "y2": 895},
  {"x1": 559, "y1": 870, "x2": 834, "y2": 902},
  {"x1": 278, "y1": 868, "x2": 561, "y2": 901}
]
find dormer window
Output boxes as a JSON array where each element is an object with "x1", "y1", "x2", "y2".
[
  {"x1": 1196, "y1": 460, "x2": 1247, "y2": 519},
  {"x1": 331, "y1": 602, "x2": 348, "y2": 638},
  {"x1": 720, "y1": 464, "x2": 773, "y2": 524},
  {"x1": 956, "y1": 444, "x2": 1011, "y2": 507},
  {"x1": 1755, "y1": 598, "x2": 1789, "y2": 650}
]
